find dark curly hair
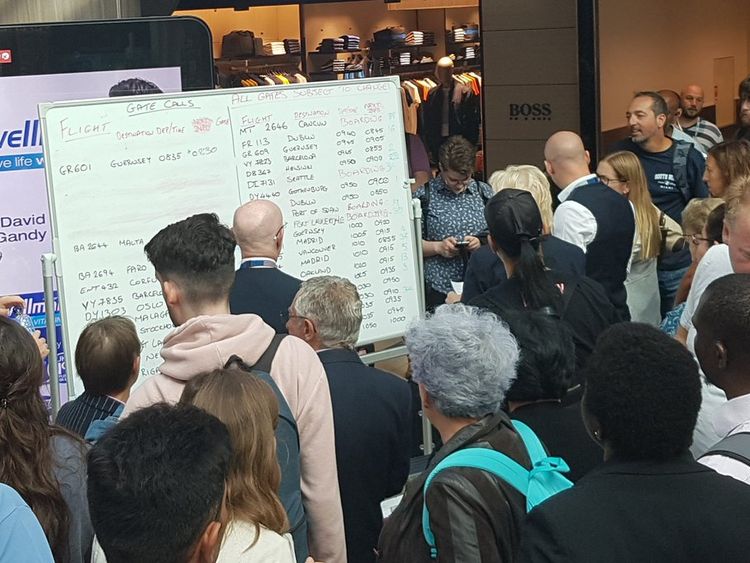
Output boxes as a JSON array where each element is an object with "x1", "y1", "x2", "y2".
[
  {"x1": 583, "y1": 322, "x2": 701, "y2": 461},
  {"x1": 145, "y1": 213, "x2": 236, "y2": 303},
  {"x1": 504, "y1": 311, "x2": 575, "y2": 402}
]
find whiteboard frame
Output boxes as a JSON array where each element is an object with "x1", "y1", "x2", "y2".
[{"x1": 39, "y1": 76, "x2": 425, "y2": 383}]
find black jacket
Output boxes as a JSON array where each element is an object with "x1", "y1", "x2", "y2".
[
  {"x1": 462, "y1": 238, "x2": 586, "y2": 304},
  {"x1": 511, "y1": 402, "x2": 601, "y2": 482},
  {"x1": 229, "y1": 265, "x2": 301, "y2": 333},
  {"x1": 378, "y1": 412, "x2": 530, "y2": 563},
  {"x1": 520, "y1": 454, "x2": 750, "y2": 562},
  {"x1": 319, "y1": 348, "x2": 412, "y2": 563},
  {"x1": 469, "y1": 271, "x2": 617, "y2": 381}
]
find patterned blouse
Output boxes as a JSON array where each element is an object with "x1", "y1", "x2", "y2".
[{"x1": 414, "y1": 175, "x2": 493, "y2": 294}]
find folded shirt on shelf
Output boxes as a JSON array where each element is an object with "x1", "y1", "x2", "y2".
[
  {"x1": 283, "y1": 38, "x2": 301, "y2": 54},
  {"x1": 405, "y1": 31, "x2": 424, "y2": 45},
  {"x1": 318, "y1": 38, "x2": 346, "y2": 53},
  {"x1": 340, "y1": 34, "x2": 361, "y2": 50},
  {"x1": 262, "y1": 41, "x2": 286, "y2": 55},
  {"x1": 373, "y1": 26, "x2": 407, "y2": 45},
  {"x1": 450, "y1": 24, "x2": 479, "y2": 42}
]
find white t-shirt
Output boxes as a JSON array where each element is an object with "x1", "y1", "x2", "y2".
[
  {"x1": 90, "y1": 521, "x2": 295, "y2": 563},
  {"x1": 700, "y1": 394, "x2": 750, "y2": 485},
  {"x1": 218, "y1": 521, "x2": 296, "y2": 563},
  {"x1": 679, "y1": 244, "x2": 733, "y2": 457},
  {"x1": 680, "y1": 244, "x2": 733, "y2": 355}
]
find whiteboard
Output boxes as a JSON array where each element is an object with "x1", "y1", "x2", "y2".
[{"x1": 39, "y1": 77, "x2": 422, "y2": 383}]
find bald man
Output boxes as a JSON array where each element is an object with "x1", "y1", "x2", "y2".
[
  {"x1": 678, "y1": 84, "x2": 724, "y2": 151},
  {"x1": 229, "y1": 199, "x2": 301, "y2": 333},
  {"x1": 545, "y1": 131, "x2": 635, "y2": 320},
  {"x1": 658, "y1": 89, "x2": 707, "y2": 156}
]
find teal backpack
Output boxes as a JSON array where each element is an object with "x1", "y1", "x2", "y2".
[{"x1": 421, "y1": 419, "x2": 573, "y2": 559}]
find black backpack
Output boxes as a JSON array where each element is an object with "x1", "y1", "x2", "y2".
[{"x1": 672, "y1": 140, "x2": 693, "y2": 203}]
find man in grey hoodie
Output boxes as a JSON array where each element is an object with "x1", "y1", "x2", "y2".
[{"x1": 123, "y1": 213, "x2": 346, "y2": 563}]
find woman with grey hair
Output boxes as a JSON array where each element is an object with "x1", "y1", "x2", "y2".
[{"x1": 377, "y1": 304, "x2": 532, "y2": 562}]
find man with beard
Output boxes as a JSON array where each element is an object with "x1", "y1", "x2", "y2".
[
  {"x1": 678, "y1": 84, "x2": 723, "y2": 152},
  {"x1": 659, "y1": 88, "x2": 706, "y2": 156},
  {"x1": 614, "y1": 91, "x2": 707, "y2": 316}
]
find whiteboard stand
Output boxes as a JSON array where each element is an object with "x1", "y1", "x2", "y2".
[
  {"x1": 411, "y1": 197, "x2": 434, "y2": 456},
  {"x1": 42, "y1": 253, "x2": 63, "y2": 417},
  {"x1": 359, "y1": 197, "x2": 434, "y2": 456}
]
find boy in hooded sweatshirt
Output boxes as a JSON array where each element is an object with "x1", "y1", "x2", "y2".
[{"x1": 123, "y1": 213, "x2": 346, "y2": 563}]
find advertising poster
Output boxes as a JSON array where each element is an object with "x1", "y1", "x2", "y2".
[{"x1": 0, "y1": 66, "x2": 182, "y2": 404}]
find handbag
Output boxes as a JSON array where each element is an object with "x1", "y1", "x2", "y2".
[{"x1": 658, "y1": 207, "x2": 685, "y2": 255}]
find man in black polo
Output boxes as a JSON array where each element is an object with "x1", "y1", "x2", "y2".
[{"x1": 614, "y1": 91, "x2": 708, "y2": 317}]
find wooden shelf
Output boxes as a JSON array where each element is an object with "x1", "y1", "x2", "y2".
[
  {"x1": 309, "y1": 49, "x2": 362, "y2": 55},
  {"x1": 368, "y1": 42, "x2": 437, "y2": 51},
  {"x1": 446, "y1": 39, "x2": 481, "y2": 46}
]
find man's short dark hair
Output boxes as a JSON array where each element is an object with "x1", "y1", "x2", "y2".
[
  {"x1": 633, "y1": 91, "x2": 669, "y2": 119},
  {"x1": 109, "y1": 78, "x2": 163, "y2": 97},
  {"x1": 697, "y1": 274, "x2": 750, "y2": 362},
  {"x1": 583, "y1": 323, "x2": 701, "y2": 461},
  {"x1": 87, "y1": 403, "x2": 232, "y2": 563},
  {"x1": 145, "y1": 213, "x2": 236, "y2": 303},
  {"x1": 504, "y1": 311, "x2": 575, "y2": 402},
  {"x1": 75, "y1": 316, "x2": 141, "y2": 396}
]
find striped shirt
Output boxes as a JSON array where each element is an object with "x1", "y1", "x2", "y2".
[
  {"x1": 55, "y1": 391, "x2": 123, "y2": 439},
  {"x1": 684, "y1": 118, "x2": 724, "y2": 152}
]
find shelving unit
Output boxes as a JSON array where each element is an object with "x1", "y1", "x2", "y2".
[
  {"x1": 445, "y1": 31, "x2": 481, "y2": 73},
  {"x1": 307, "y1": 49, "x2": 365, "y2": 81}
]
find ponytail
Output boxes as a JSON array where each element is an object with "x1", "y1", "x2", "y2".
[{"x1": 514, "y1": 238, "x2": 562, "y2": 313}]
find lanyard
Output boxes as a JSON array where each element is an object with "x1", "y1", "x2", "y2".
[{"x1": 240, "y1": 259, "x2": 276, "y2": 269}]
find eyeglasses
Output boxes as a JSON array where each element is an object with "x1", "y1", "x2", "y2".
[
  {"x1": 599, "y1": 176, "x2": 627, "y2": 187},
  {"x1": 684, "y1": 233, "x2": 712, "y2": 246},
  {"x1": 280, "y1": 310, "x2": 310, "y2": 324},
  {"x1": 273, "y1": 223, "x2": 286, "y2": 241}
]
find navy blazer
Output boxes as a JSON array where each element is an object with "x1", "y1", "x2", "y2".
[
  {"x1": 520, "y1": 454, "x2": 750, "y2": 562},
  {"x1": 462, "y1": 236, "x2": 586, "y2": 303},
  {"x1": 318, "y1": 348, "x2": 412, "y2": 563},
  {"x1": 229, "y1": 266, "x2": 301, "y2": 333}
]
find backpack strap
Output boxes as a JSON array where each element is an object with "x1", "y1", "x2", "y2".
[
  {"x1": 672, "y1": 141, "x2": 692, "y2": 203},
  {"x1": 700, "y1": 432, "x2": 750, "y2": 466},
  {"x1": 422, "y1": 448, "x2": 532, "y2": 559},
  {"x1": 421, "y1": 420, "x2": 571, "y2": 559},
  {"x1": 249, "y1": 333, "x2": 286, "y2": 373}
]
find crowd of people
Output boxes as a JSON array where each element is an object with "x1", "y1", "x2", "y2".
[{"x1": 3, "y1": 81, "x2": 750, "y2": 562}]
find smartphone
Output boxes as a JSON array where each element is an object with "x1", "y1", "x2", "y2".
[{"x1": 455, "y1": 240, "x2": 470, "y2": 247}]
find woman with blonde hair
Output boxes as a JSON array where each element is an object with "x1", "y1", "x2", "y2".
[
  {"x1": 488, "y1": 165, "x2": 555, "y2": 231},
  {"x1": 180, "y1": 368, "x2": 296, "y2": 563},
  {"x1": 459, "y1": 165, "x2": 585, "y2": 303},
  {"x1": 596, "y1": 151, "x2": 662, "y2": 324}
]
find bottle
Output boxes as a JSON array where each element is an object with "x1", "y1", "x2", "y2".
[{"x1": 9, "y1": 306, "x2": 35, "y2": 334}]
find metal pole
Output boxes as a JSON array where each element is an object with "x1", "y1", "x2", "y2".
[
  {"x1": 412, "y1": 199, "x2": 433, "y2": 455},
  {"x1": 42, "y1": 254, "x2": 61, "y2": 417}
]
